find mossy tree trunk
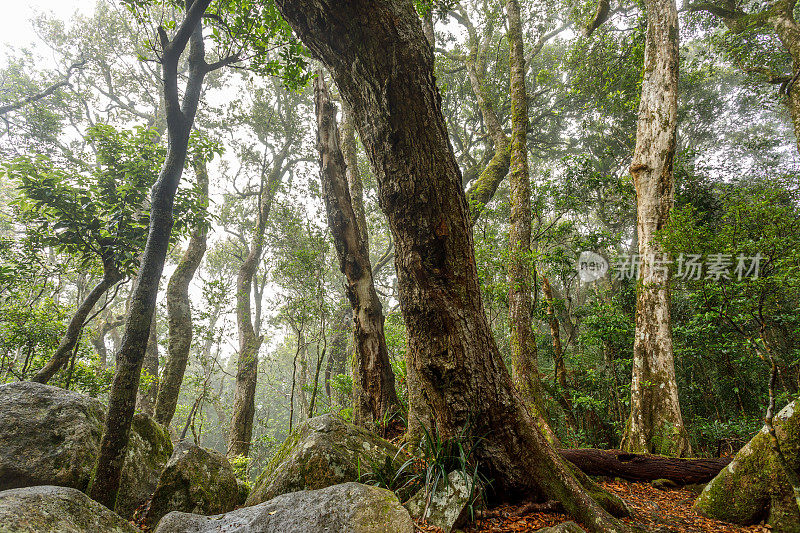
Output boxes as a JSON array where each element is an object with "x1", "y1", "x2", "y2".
[
  {"x1": 88, "y1": 0, "x2": 233, "y2": 509},
  {"x1": 505, "y1": 0, "x2": 556, "y2": 445},
  {"x1": 274, "y1": 1, "x2": 630, "y2": 529},
  {"x1": 620, "y1": 0, "x2": 691, "y2": 457},
  {"x1": 314, "y1": 74, "x2": 400, "y2": 429},
  {"x1": 154, "y1": 156, "x2": 209, "y2": 426},
  {"x1": 31, "y1": 263, "x2": 121, "y2": 384},
  {"x1": 136, "y1": 323, "x2": 160, "y2": 416},
  {"x1": 227, "y1": 141, "x2": 291, "y2": 459}
]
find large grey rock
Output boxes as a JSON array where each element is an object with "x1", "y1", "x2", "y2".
[
  {"x1": 144, "y1": 441, "x2": 239, "y2": 527},
  {"x1": 405, "y1": 470, "x2": 477, "y2": 533},
  {"x1": 0, "y1": 381, "x2": 173, "y2": 518},
  {"x1": 155, "y1": 482, "x2": 413, "y2": 533},
  {"x1": 246, "y1": 414, "x2": 400, "y2": 506},
  {"x1": 0, "y1": 485, "x2": 138, "y2": 533}
]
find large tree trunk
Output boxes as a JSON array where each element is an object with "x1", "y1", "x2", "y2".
[
  {"x1": 560, "y1": 448, "x2": 730, "y2": 484},
  {"x1": 621, "y1": 0, "x2": 691, "y2": 458},
  {"x1": 88, "y1": 0, "x2": 212, "y2": 510},
  {"x1": 154, "y1": 156, "x2": 209, "y2": 426},
  {"x1": 31, "y1": 266, "x2": 120, "y2": 384},
  {"x1": 274, "y1": 1, "x2": 629, "y2": 530},
  {"x1": 227, "y1": 144, "x2": 289, "y2": 458},
  {"x1": 314, "y1": 75, "x2": 400, "y2": 428}
]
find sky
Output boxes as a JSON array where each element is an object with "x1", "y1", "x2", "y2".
[{"x1": 1, "y1": 0, "x2": 96, "y2": 51}]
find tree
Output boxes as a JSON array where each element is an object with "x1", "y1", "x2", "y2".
[
  {"x1": 7, "y1": 125, "x2": 164, "y2": 384},
  {"x1": 88, "y1": 0, "x2": 227, "y2": 509},
  {"x1": 618, "y1": 0, "x2": 691, "y2": 457},
  {"x1": 314, "y1": 73, "x2": 400, "y2": 429},
  {"x1": 687, "y1": 0, "x2": 800, "y2": 153},
  {"x1": 273, "y1": 0, "x2": 630, "y2": 529},
  {"x1": 154, "y1": 141, "x2": 216, "y2": 426},
  {"x1": 226, "y1": 83, "x2": 305, "y2": 458}
]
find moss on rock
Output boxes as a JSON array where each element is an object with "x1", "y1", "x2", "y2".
[
  {"x1": 245, "y1": 414, "x2": 401, "y2": 506},
  {"x1": 694, "y1": 400, "x2": 800, "y2": 531}
]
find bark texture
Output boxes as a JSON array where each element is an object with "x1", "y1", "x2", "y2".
[
  {"x1": 274, "y1": 1, "x2": 630, "y2": 530},
  {"x1": 314, "y1": 74, "x2": 400, "y2": 428},
  {"x1": 88, "y1": 0, "x2": 213, "y2": 510},
  {"x1": 227, "y1": 142, "x2": 289, "y2": 458},
  {"x1": 621, "y1": 0, "x2": 691, "y2": 458},
  {"x1": 506, "y1": 0, "x2": 546, "y2": 421},
  {"x1": 154, "y1": 157, "x2": 209, "y2": 426},
  {"x1": 560, "y1": 448, "x2": 730, "y2": 484},
  {"x1": 136, "y1": 323, "x2": 160, "y2": 416}
]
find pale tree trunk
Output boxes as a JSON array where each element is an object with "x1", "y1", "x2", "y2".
[
  {"x1": 275, "y1": 1, "x2": 630, "y2": 529},
  {"x1": 88, "y1": 0, "x2": 226, "y2": 509},
  {"x1": 154, "y1": 155, "x2": 209, "y2": 426},
  {"x1": 227, "y1": 145, "x2": 290, "y2": 458},
  {"x1": 315, "y1": 75, "x2": 400, "y2": 428},
  {"x1": 136, "y1": 323, "x2": 159, "y2": 416},
  {"x1": 621, "y1": 0, "x2": 691, "y2": 457}
]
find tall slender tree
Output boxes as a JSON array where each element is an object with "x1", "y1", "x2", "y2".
[
  {"x1": 620, "y1": 0, "x2": 691, "y2": 456},
  {"x1": 314, "y1": 74, "x2": 400, "y2": 429},
  {"x1": 154, "y1": 154, "x2": 210, "y2": 426},
  {"x1": 88, "y1": 0, "x2": 240, "y2": 509}
]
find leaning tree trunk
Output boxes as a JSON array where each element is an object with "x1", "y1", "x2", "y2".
[
  {"x1": 31, "y1": 265, "x2": 121, "y2": 384},
  {"x1": 227, "y1": 145, "x2": 289, "y2": 458},
  {"x1": 505, "y1": 0, "x2": 558, "y2": 446},
  {"x1": 88, "y1": 0, "x2": 214, "y2": 510},
  {"x1": 620, "y1": 0, "x2": 691, "y2": 458},
  {"x1": 695, "y1": 400, "x2": 800, "y2": 531},
  {"x1": 154, "y1": 156, "x2": 209, "y2": 426},
  {"x1": 314, "y1": 74, "x2": 400, "y2": 428},
  {"x1": 274, "y1": 1, "x2": 629, "y2": 530}
]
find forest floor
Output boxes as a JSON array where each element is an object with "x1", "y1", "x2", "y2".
[{"x1": 416, "y1": 479, "x2": 770, "y2": 533}]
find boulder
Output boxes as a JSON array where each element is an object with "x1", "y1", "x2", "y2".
[
  {"x1": 695, "y1": 400, "x2": 800, "y2": 531},
  {"x1": 405, "y1": 470, "x2": 478, "y2": 532},
  {"x1": 0, "y1": 382, "x2": 172, "y2": 518},
  {"x1": 246, "y1": 414, "x2": 400, "y2": 506},
  {"x1": 143, "y1": 441, "x2": 239, "y2": 527},
  {"x1": 155, "y1": 482, "x2": 413, "y2": 533},
  {"x1": 0, "y1": 485, "x2": 138, "y2": 533}
]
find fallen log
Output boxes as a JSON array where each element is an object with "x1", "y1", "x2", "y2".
[{"x1": 558, "y1": 448, "x2": 731, "y2": 485}]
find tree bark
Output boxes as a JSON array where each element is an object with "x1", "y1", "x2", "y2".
[
  {"x1": 154, "y1": 156, "x2": 209, "y2": 426},
  {"x1": 88, "y1": 0, "x2": 213, "y2": 510},
  {"x1": 227, "y1": 143, "x2": 289, "y2": 458},
  {"x1": 31, "y1": 266, "x2": 120, "y2": 384},
  {"x1": 315, "y1": 75, "x2": 400, "y2": 428},
  {"x1": 506, "y1": 0, "x2": 555, "y2": 445},
  {"x1": 621, "y1": 0, "x2": 691, "y2": 458},
  {"x1": 560, "y1": 448, "x2": 730, "y2": 484},
  {"x1": 274, "y1": 1, "x2": 630, "y2": 529},
  {"x1": 135, "y1": 322, "x2": 159, "y2": 416}
]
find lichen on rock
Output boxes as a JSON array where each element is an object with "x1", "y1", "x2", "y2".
[{"x1": 245, "y1": 414, "x2": 401, "y2": 506}]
